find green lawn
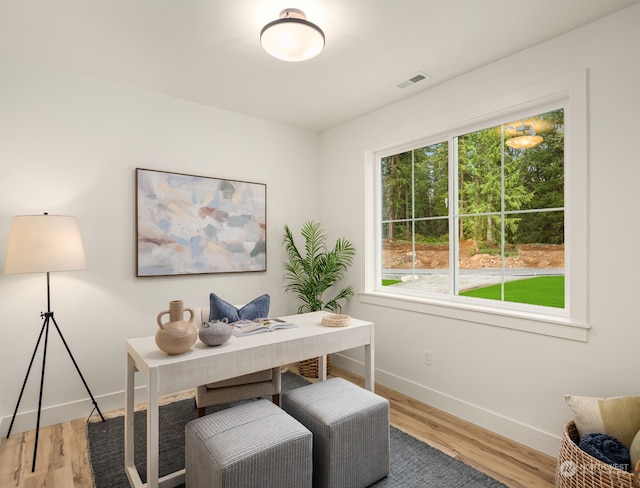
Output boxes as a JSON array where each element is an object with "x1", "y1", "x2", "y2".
[
  {"x1": 460, "y1": 275, "x2": 564, "y2": 308},
  {"x1": 382, "y1": 279, "x2": 402, "y2": 286}
]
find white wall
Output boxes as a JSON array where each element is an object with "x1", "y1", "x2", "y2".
[
  {"x1": 2, "y1": 5, "x2": 639, "y2": 459},
  {"x1": 321, "y1": 4, "x2": 640, "y2": 456},
  {"x1": 0, "y1": 57, "x2": 320, "y2": 435}
]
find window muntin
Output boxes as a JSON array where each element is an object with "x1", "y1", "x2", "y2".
[{"x1": 379, "y1": 108, "x2": 565, "y2": 313}]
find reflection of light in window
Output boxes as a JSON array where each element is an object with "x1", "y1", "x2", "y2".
[
  {"x1": 505, "y1": 123, "x2": 544, "y2": 149},
  {"x1": 506, "y1": 134, "x2": 543, "y2": 149}
]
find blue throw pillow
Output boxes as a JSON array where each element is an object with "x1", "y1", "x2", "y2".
[{"x1": 209, "y1": 293, "x2": 270, "y2": 323}]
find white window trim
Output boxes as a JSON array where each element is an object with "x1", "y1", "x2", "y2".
[{"x1": 363, "y1": 70, "x2": 589, "y2": 341}]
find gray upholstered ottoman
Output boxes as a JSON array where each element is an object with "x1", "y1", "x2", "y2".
[
  {"x1": 185, "y1": 398, "x2": 312, "y2": 488},
  {"x1": 281, "y1": 377, "x2": 390, "y2": 488}
]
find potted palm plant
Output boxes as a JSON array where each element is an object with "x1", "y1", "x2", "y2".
[{"x1": 282, "y1": 220, "x2": 356, "y2": 376}]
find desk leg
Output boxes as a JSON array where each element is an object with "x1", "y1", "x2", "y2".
[
  {"x1": 318, "y1": 355, "x2": 327, "y2": 382},
  {"x1": 147, "y1": 368, "x2": 160, "y2": 488},
  {"x1": 365, "y1": 328, "x2": 375, "y2": 392},
  {"x1": 124, "y1": 353, "x2": 140, "y2": 487}
]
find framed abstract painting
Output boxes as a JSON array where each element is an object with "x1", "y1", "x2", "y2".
[{"x1": 135, "y1": 168, "x2": 266, "y2": 276}]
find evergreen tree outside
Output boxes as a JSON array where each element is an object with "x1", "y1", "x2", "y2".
[{"x1": 379, "y1": 107, "x2": 565, "y2": 308}]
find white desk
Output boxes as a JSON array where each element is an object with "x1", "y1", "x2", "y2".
[{"x1": 124, "y1": 311, "x2": 374, "y2": 488}]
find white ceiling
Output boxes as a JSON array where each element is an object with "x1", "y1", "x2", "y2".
[{"x1": 1, "y1": 0, "x2": 638, "y2": 132}]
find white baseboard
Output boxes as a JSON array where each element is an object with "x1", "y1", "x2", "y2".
[
  {"x1": 3, "y1": 357, "x2": 562, "y2": 458},
  {"x1": 0, "y1": 387, "x2": 149, "y2": 438},
  {"x1": 330, "y1": 353, "x2": 561, "y2": 457}
]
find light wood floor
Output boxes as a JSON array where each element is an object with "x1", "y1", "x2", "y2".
[{"x1": 0, "y1": 365, "x2": 557, "y2": 488}]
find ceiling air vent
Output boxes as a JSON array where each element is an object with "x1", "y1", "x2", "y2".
[{"x1": 395, "y1": 72, "x2": 431, "y2": 90}]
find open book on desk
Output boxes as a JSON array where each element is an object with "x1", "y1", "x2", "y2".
[{"x1": 231, "y1": 318, "x2": 298, "y2": 337}]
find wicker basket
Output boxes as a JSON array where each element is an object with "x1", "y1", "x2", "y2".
[
  {"x1": 556, "y1": 421, "x2": 640, "y2": 488},
  {"x1": 321, "y1": 314, "x2": 351, "y2": 327},
  {"x1": 298, "y1": 355, "x2": 331, "y2": 378}
]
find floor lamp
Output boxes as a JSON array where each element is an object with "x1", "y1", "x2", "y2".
[{"x1": 4, "y1": 213, "x2": 105, "y2": 472}]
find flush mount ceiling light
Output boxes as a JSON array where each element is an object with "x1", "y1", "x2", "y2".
[{"x1": 260, "y1": 8, "x2": 325, "y2": 62}]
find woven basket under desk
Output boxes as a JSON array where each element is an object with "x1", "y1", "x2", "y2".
[
  {"x1": 556, "y1": 421, "x2": 640, "y2": 488},
  {"x1": 297, "y1": 355, "x2": 331, "y2": 378}
]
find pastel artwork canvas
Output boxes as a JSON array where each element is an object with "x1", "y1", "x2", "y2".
[{"x1": 136, "y1": 168, "x2": 266, "y2": 276}]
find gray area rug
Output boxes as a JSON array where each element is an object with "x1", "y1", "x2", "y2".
[{"x1": 88, "y1": 372, "x2": 506, "y2": 487}]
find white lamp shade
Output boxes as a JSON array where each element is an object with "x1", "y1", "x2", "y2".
[
  {"x1": 5, "y1": 214, "x2": 87, "y2": 274},
  {"x1": 261, "y1": 12, "x2": 325, "y2": 62}
]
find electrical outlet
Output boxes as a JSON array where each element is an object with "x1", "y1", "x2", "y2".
[{"x1": 424, "y1": 350, "x2": 432, "y2": 365}]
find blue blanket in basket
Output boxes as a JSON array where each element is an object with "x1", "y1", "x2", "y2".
[{"x1": 579, "y1": 432, "x2": 631, "y2": 471}]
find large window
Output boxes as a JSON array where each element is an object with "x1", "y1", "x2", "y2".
[
  {"x1": 365, "y1": 72, "x2": 587, "y2": 339},
  {"x1": 378, "y1": 108, "x2": 566, "y2": 314}
]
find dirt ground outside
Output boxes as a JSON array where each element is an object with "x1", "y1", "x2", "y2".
[{"x1": 382, "y1": 240, "x2": 564, "y2": 270}]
